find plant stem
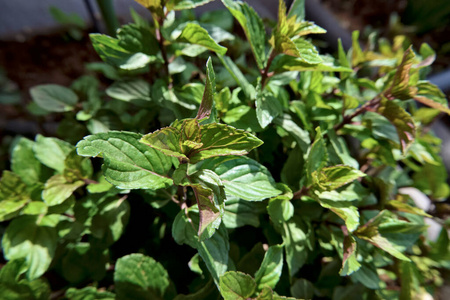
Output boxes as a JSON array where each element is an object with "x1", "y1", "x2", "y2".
[
  {"x1": 260, "y1": 50, "x2": 277, "y2": 90},
  {"x1": 334, "y1": 94, "x2": 382, "y2": 131},
  {"x1": 292, "y1": 186, "x2": 310, "y2": 200},
  {"x1": 155, "y1": 17, "x2": 172, "y2": 88},
  {"x1": 96, "y1": 0, "x2": 120, "y2": 37}
]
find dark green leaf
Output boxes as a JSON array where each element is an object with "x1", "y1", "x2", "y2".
[
  {"x1": 282, "y1": 216, "x2": 309, "y2": 277},
  {"x1": 76, "y1": 131, "x2": 173, "y2": 189},
  {"x1": 267, "y1": 197, "x2": 294, "y2": 223},
  {"x1": 217, "y1": 55, "x2": 256, "y2": 99},
  {"x1": 274, "y1": 114, "x2": 311, "y2": 153},
  {"x1": 221, "y1": 0, "x2": 267, "y2": 69},
  {"x1": 223, "y1": 197, "x2": 264, "y2": 228},
  {"x1": 256, "y1": 90, "x2": 283, "y2": 129},
  {"x1": 219, "y1": 271, "x2": 256, "y2": 300},
  {"x1": 114, "y1": 254, "x2": 170, "y2": 300},
  {"x1": 290, "y1": 278, "x2": 314, "y2": 299},
  {"x1": 254, "y1": 244, "x2": 284, "y2": 290},
  {"x1": 90, "y1": 34, "x2": 152, "y2": 70},
  {"x1": 350, "y1": 263, "x2": 381, "y2": 289},
  {"x1": 30, "y1": 84, "x2": 78, "y2": 112}
]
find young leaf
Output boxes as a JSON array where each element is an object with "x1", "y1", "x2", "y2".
[
  {"x1": 254, "y1": 244, "x2": 284, "y2": 290},
  {"x1": 386, "y1": 47, "x2": 418, "y2": 100},
  {"x1": 414, "y1": 81, "x2": 450, "y2": 115},
  {"x1": 287, "y1": 0, "x2": 305, "y2": 22},
  {"x1": 221, "y1": 0, "x2": 267, "y2": 69},
  {"x1": 76, "y1": 131, "x2": 173, "y2": 189},
  {"x1": 114, "y1": 254, "x2": 170, "y2": 300},
  {"x1": 192, "y1": 156, "x2": 281, "y2": 201},
  {"x1": 376, "y1": 97, "x2": 416, "y2": 153},
  {"x1": 315, "y1": 193, "x2": 360, "y2": 232},
  {"x1": 340, "y1": 234, "x2": 361, "y2": 276},
  {"x1": 30, "y1": 84, "x2": 78, "y2": 112},
  {"x1": 189, "y1": 123, "x2": 263, "y2": 163},
  {"x1": 272, "y1": 37, "x2": 322, "y2": 64},
  {"x1": 312, "y1": 165, "x2": 366, "y2": 191},
  {"x1": 2, "y1": 215, "x2": 58, "y2": 280},
  {"x1": 196, "y1": 57, "x2": 216, "y2": 120},
  {"x1": 140, "y1": 126, "x2": 187, "y2": 162},
  {"x1": 178, "y1": 24, "x2": 227, "y2": 56},
  {"x1": 219, "y1": 271, "x2": 256, "y2": 300},
  {"x1": 133, "y1": 0, "x2": 163, "y2": 16},
  {"x1": 190, "y1": 184, "x2": 222, "y2": 239}
]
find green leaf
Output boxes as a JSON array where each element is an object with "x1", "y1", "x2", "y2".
[
  {"x1": 134, "y1": 0, "x2": 163, "y2": 16},
  {"x1": 196, "y1": 57, "x2": 216, "y2": 120},
  {"x1": 33, "y1": 135, "x2": 74, "y2": 173},
  {"x1": 140, "y1": 126, "x2": 187, "y2": 162},
  {"x1": 114, "y1": 254, "x2": 170, "y2": 300},
  {"x1": 219, "y1": 271, "x2": 256, "y2": 300},
  {"x1": 315, "y1": 192, "x2": 360, "y2": 232},
  {"x1": 376, "y1": 97, "x2": 416, "y2": 153},
  {"x1": 0, "y1": 171, "x2": 30, "y2": 222},
  {"x1": 106, "y1": 79, "x2": 151, "y2": 102},
  {"x1": 91, "y1": 197, "x2": 130, "y2": 245},
  {"x1": 30, "y1": 84, "x2": 78, "y2": 112},
  {"x1": 65, "y1": 287, "x2": 115, "y2": 300},
  {"x1": 189, "y1": 123, "x2": 263, "y2": 163},
  {"x1": 190, "y1": 183, "x2": 222, "y2": 239},
  {"x1": 217, "y1": 55, "x2": 256, "y2": 99},
  {"x1": 117, "y1": 23, "x2": 159, "y2": 56},
  {"x1": 223, "y1": 197, "x2": 264, "y2": 228},
  {"x1": 274, "y1": 114, "x2": 311, "y2": 153},
  {"x1": 351, "y1": 263, "x2": 381, "y2": 289},
  {"x1": 42, "y1": 175, "x2": 84, "y2": 206},
  {"x1": 172, "y1": 208, "x2": 229, "y2": 284},
  {"x1": 272, "y1": 54, "x2": 352, "y2": 73},
  {"x1": 178, "y1": 23, "x2": 227, "y2": 56},
  {"x1": 76, "y1": 131, "x2": 173, "y2": 190},
  {"x1": 255, "y1": 244, "x2": 284, "y2": 290},
  {"x1": 340, "y1": 234, "x2": 361, "y2": 276},
  {"x1": 267, "y1": 197, "x2": 294, "y2": 223},
  {"x1": 2, "y1": 215, "x2": 58, "y2": 280},
  {"x1": 256, "y1": 286, "x2": 274, "y2": 300},
  {"x1": 385, "y1": 199, "x2": 431, "y2": 217},
  {"x1": 273, "y1": 37, "x2": 322, "y2": 64},
  {"x1": 90, "y1": 34, "x2": 151, "y2": 70},
  {"x1": 387, "y1": 47, "x2": 417, "y2": 100},
  {"x1": 355, "y1": 211, "x2": 410, "y2": 261},
  {"x1": 290, "y1": 278, "x2": 314, "y2": 299},
  {"x1": 21, "y1": 201, "x2": 48, "y2": 216},
  {"x1": 282, "y1": 216, "x2": 309, "y2": 277},
  {"x1": 287, "y1": 0, "x2": 305, "y2": 22},
  {"x1": 305, "y1": 127, "x2": 328, "y2": 185},
  {"x1": 192, "y1": 156, "x2": 281, "y2": 201},
  {"x1": 11, "y1": 138, "x2": 43, "y2": 185},
  {"x1": 256, "y1": 90, "x2": 283, "y2": 129},
  {"x1": 221, "y1": 0, "x2": 267, "y2": 69},
  {"x1": 312, "y1": 165, "x2": 366, "y2": 191},
  {"x1": 167, "y1": 0, "x2": 215, "y2": 10}
]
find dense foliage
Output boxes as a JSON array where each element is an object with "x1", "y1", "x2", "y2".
[{"x1": 1, "y1": 0, "x2": 449, "y2": 299}]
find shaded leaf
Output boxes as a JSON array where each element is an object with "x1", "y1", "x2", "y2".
[
  {"x1": 267, "y1": 197, "x2": 294, "y2": 223},
  {"x1": 256, "y1": 90, "x2": 283, "y2": 129},
  {"x1": 33, "y1": 135, "x2": 73, "y2": 174},
  {"x1": 30, "y1": 84, "x2": 78, "y2": 112},
  {"x1": 114, "y1": 254, "x2": 170, "y2": 300},
  {"x1": 196, "y1": 57, "x2": 216, "y2": 120},
  {"x1": 220, "y1": 271, "x2": 256, "y2": 300},
  {"x1": 340, "y1": 234, "x2": 361, "y2": 276},
  {"x1": 11, "y1": 138, "x2": 44, "y2": 185},
  {"x1": 254, "y1": 244, "x2": 284, "y2": 290},
  {"x1": 0, "y1": 171, "x2": 30, "y2": 222},
  {"x1": 65, "y1": 287, "x2": 115, "y2": 300},
  {"x1": 106, "y1": 79, "x2": 151, "y2": 102},
  {"x1": 282, "y1": 216, "x2": 309, "y2": 277},
  {"x1": 2, "y1": 215, "x2": 58, "y2": 280}
]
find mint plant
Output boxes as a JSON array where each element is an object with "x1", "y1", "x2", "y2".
[{"x1": 1, "y1": 0, "x2": 449, "y2": 299}]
